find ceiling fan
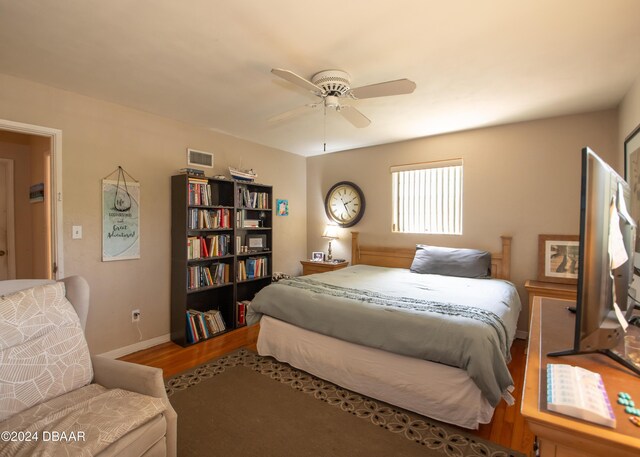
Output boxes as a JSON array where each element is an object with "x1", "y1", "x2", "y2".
[{"x1": 269, "y1": 68, "x2": 416, "y2": 128}]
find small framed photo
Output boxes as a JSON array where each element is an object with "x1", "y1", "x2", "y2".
[
  {"x1": 311, "y1": 251, "x2": 325, "y2": 262},
  {"x1": 537, "y1": 234, "x2": 579, "y2": 284},
  {"x1": 246, "y1": 234, "x2": 267, "y2": 251},
  {"x1": 276, "y1": 199, "x2": 289, "y2": 216}
]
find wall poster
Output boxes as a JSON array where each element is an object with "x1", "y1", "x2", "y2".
[{"x1": 102, "y1": 175, "x2": 140, "y2": 261}]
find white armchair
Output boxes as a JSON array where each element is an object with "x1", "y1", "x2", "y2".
[{"x1": 0, "y1": 276, "x2": 177, "y2": 457}]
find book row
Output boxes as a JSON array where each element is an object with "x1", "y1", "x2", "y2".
[
  {"x1": 188, "y1": 262, "x2": 230, "y2": 290},
  {"x1": 186, "y1": 309, "x2": 226, "y2": 344},
  {"x1": 237, "y1": 188, "x2": 269, "y2": 209},
  {"x1": 187, "y1": 234, "x2": 231, "y2": 260},
  {"x1": 188, "y1": 208, "x2": 232, "y2": 229},
  {"x1": 236, "y1": 211, "x2": 264, "y2": 228},
  {"x1": 237, "y1": 257, "x2": 268, "y2": 281},
  {"x1": 188, "y1": 179, "x2": 214, "y2": 206}
]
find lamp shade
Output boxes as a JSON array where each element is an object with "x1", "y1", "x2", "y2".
[{"x1": 322, "y1": 224, "x2": 339, "y2": 239}]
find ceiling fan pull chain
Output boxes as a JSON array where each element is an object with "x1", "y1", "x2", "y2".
[{"x1": 323, "y1": 103, "x2": 327, "y2": 152}]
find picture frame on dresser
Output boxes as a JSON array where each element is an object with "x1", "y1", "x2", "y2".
[
  {"x1": 311, "y1": 252, "x2": 324, "y2": 261},
  {"x1": 624, "y1": 122, "x2": 640, "y2": 255},
  {"x1": 537, "y1": 234, "x2": 579, "y2": 284}
]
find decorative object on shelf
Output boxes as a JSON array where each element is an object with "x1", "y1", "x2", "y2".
[
  {"x1": 258, "y1": 211, "x2": 267, "y2": 227},
  {"x1": 624, "y1": 122, "x2": 640, "y2": 256},
  {"x1": 311, "y1": 252, "x2": 324, "y2": 262},
  {"x1": 276, "y1": 199, "x2": 288, "y2": 216},
  {"x1": 322, "y1": 224, "x2": 339, "y2": 261},
  {"x1": 229, "y1": 166, "x2": 257, "y2": 182},
  {"x1": 324, "y1": 181, "x2": 365, "y2": 227},
  {"x1": 179, "y1": 167, "x2": 205, "y2": 176},
  {"x1": 246, "y1": 234, "x2": 267, "y2": 252},
  {"x1": 102, "y1": 166, "x2": 140, "y2": 262},
  {"x1": 537, "y1": 234, "x2": 579, "y2": 284}
]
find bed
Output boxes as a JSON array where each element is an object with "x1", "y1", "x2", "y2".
[{"x1": 246, "y1": 232, "x2": 520, "y2": 429}]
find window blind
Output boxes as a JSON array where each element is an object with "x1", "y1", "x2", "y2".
[{"x1": 391, "y1": 159, "x2": 462, "y2": 234}]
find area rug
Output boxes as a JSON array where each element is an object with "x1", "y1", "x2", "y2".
[{"x1": 165, "y1": 349, "x2": 524, "y2": 457}]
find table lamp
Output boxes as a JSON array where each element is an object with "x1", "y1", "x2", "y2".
[{"x1": 322, "y1": 224, "x2": 339, "y2": 261}]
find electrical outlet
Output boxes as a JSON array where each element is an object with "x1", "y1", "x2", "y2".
[{"x1": 132, "y1": 309, "x2": 141, "y2": 323}]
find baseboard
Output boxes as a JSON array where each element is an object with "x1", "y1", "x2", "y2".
[
  {"x1": 515, "y1": 329, "x2": 528, "y2": 340},
  {"x1": 99, "y1": 333, "x2": 171, "y2": 359}
]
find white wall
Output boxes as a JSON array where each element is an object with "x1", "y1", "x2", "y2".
[
  {"x1": 307, "y1": 110, "x2": 619, "y2": 332},
  {"x1": 0, "y1": 73, "x2": 307, "y2": 354}
]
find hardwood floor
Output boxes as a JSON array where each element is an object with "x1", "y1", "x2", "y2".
[{"x1": 121, "y1": 326, "x2": 534, "y2": 455}]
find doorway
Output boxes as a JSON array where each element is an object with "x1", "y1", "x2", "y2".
[
  {"x1": 0, "y1": 158, "x2": 15, "y2": 279},
  {"x1": 0, "y1": 119, "x2": 62, "y2": 280}
]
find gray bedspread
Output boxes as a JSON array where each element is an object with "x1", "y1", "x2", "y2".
[{"x1": 246, "y1": 265, "x2": 521, "y2": 407}]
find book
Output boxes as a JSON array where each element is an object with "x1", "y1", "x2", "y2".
[
  {"x1": 546, "y1": 363, "x2": 616, "y2": 427},
  {"x1": 236, "y1": 300, "x2": 250, "y2": 325},
  {"x1": 242, "y1": 219, "x2": 260, "y2": 228},
  {"x1": 180, "y1": 167, "x2": 205, "y2": 176}
]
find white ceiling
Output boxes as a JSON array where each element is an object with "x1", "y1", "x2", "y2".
[{"x1": 1, "y1": 0, "x2": 640, "y2": 157}]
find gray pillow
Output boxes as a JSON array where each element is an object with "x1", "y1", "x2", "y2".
[{"x1": 410, "y1": 244, "x2": 491, "y2": 278}]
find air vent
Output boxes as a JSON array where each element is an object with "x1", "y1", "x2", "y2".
[{"x1": 187, "y1": 148, "x2": 214, "y2": 168}]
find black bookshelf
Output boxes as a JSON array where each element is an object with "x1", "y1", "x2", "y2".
[{"x1": 170, "y1": 175, "x2": 273, "y2": 346}]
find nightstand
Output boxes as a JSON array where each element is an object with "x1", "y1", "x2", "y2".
[
  {"x1": 524, "y1": 279, "x2": 577, "y2": 328},
  {"x1": 300, "y1": 260, "x2": 349, "y2": 276}
]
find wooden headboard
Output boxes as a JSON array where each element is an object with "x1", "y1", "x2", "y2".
[{"x1": 350, "y1": 232, "x2": 512, "y2": 281}]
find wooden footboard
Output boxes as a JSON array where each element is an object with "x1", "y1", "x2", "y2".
[{"x1": 350, "y1": 232, "x2": 512, "y2": 281}]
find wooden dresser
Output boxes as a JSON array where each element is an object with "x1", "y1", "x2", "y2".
[
  {"x1": 300, "y1": 260, "x2": 349, "y2": 276},
  {"x1": 524, "y1": 280, "x2": 577, "y2": 327},
  {"x1": 522, "y1": 297, "x2": 640, "y2": 456}
]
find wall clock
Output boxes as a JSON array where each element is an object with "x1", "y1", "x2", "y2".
[{"x1": 324, "y1": 181, "x2": 366, "y2": 228}]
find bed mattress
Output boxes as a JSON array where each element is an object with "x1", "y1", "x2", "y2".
[
  {"x1": 257, "y1": 315, "x2": 495, "y2": 429},
  {"x1": 248, "y1": 264, "x2": 521, "y2": 406}
]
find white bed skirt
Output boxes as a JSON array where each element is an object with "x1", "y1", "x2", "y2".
[{"x1": 257, "y1": 316, "x2": 494, "y2": 429}]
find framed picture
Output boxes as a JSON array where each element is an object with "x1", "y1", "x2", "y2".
[
  {"x1": 29, "y1": 183, "x2": 44, "y2": 203},
  {"x1": 624, "y1": 123, "x2": 640, "y2": 255},
  {"x1": 311, "y1": 251, "x2": 325, "y2": 262},
  {"x1": 246, "y1": 234, "x2": 267, "y2": 251},
  {"x1": 102, "y1": 178, "x2": 140, "y2": 261},
  {"x1": 276, "y1": 199, "x2": 289, "y2": 216},
  {"x1": 537, "y1": 234, "x2": 579, "y2": 284}
]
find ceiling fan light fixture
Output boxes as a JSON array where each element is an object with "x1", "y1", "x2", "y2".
[
  {"x1": 269, "y1": 67, "x2": 416, "y2": 130},
  {"x1": 311, "y1": 70, "x2": 351, "y2": 96},
  {"x1": 325, "y1": 95, "x2": 340, "y2": 109}
]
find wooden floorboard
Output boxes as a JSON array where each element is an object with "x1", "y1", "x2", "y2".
[{"x1": 121, "y1": 327, "x2": 533, "y2": 455}]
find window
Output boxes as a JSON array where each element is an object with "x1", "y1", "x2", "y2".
[{"x1": 391, "y1": 159, "x2": 463, "y2": 234}]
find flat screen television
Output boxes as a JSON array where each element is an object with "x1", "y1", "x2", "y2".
[{"x1": 548, "y1": 147, "x2": 639, "y2": 375}]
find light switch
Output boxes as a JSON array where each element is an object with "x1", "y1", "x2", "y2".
[{"x1": 72, "y1": 225, "x2": 82, "y2": 239}]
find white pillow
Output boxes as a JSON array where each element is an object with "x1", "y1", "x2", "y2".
[{"x1": 0, "y1": 281, "x2": 93, "y2": 421}]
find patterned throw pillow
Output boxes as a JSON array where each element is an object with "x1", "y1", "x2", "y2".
[{"x1": 0, "y1": 282, "x2": 93, "y2": 421}]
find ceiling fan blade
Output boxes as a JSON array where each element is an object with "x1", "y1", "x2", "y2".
[
  {"x1": 271, "y1": 68, "x2": 324, "y2": 94},
  {"x1": 267, "y1": 104, "x2": 319, "y2": 123},
  {"x1": 338, "y1": 105, "x2": 371, "y2": 128},
  {"x1": 348, "y1": 78, "x2": 416, "y2": 99}
]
